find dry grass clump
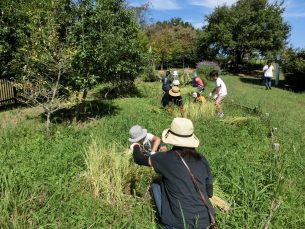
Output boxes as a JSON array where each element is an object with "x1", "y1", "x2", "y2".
[
  {"x1": 173, "y1": 99, "x2": 216, "y2": 120},
  {"x1": 83, "y1": 140, "x2": 132, "y2": 206},
  {"x1": 211, "y1": 181, "x2": 231, "y2": 212}
]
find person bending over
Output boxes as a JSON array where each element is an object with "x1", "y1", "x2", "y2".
[
  {"x1": 210, "y1": 70, "x2": 227, "y2": 118},
  {"x1": 129, "y1": 125, "x2": 167, "y2": 155},
  {"x1": 130, "y1": 118, "x2": 215, "y2": 229}
]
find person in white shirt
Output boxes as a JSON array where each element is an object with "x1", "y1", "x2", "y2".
[
  {"x1": 263, "y1": 61, "x2": 274, "y2": 90},
  {"x1": 172, "y1": 70, "x2": 179, "y2": 80},
  {"x1": 210, "y1": 70, "x2": 227, "y2": 118}
]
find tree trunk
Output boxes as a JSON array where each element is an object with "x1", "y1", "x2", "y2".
[
  {"x1": 46, "y1": 111, "x2": 51, "y2": 134},
  {"x1": 82, "y1": 88, "x2": 88, "y2": 100}
]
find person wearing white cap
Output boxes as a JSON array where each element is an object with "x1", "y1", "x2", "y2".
[
  {"x1": 130, "y1": 118, "x2": 215, "y2": 229},
  {"x1": 172, "y1": 70, "x2": 179, "y2": 80},
  {"x1": 172, "y1": 79, "x2": 180, "y2": 86}
]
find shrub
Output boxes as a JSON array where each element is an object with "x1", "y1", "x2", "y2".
[
  {"x1": 196, "y1": 61, "x2": 221, "y2": 80},
  {"x1": 281, "y1": 48, "x2": 305, "y2": 90},
  {"x1": 142, "y1": 66, "x2": 160, "y2": 82}
]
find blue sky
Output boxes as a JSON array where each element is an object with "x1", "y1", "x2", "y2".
[{"x1": 127, "y1": 0, "x2": 305, "y2": 49}]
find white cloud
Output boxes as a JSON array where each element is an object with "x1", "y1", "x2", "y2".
[
  {"x1": 150, "y1": 0, "x2": 181, "y2": 10},
  {"x1": 189, "y1": 0, "x2": 237, "y2": 8},
  {"x1": 193, "y1": 22, "x2": 204, "y2": 29}
]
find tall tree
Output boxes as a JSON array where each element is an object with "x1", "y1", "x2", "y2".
[
  {"x1": 17, "y1": 0, "x2": 76, "y2": 132},
  {"x1": 68, "y1": 0, "x2": 147, "y2": 98},
  {"x1": 0, "y1": 0, "x2": 29, "y2": 78},
  {"x1": 199, "y1": 0, "x2": 290, "y2": 65},
  {"x1": 146, "y1": 18, "x2": 197, "y2": 69}
]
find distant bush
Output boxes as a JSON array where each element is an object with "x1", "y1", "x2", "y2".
[
  {"x1": 142, "y1": 66, "x2": 160, "y2": 82},
  {"x1": 196, "y1": 61, "x2": 221, "y2": 80},
  {"x1": 281, "y1": 48, "x2": 305, "y2": 90}
]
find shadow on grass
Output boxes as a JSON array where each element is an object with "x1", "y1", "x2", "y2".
[
  {"x1": 0, "y1": 102, "x2": 27, "y2": 112},
  {"x1": 92, "y1": 83, "x2": 142, "y2": 100},
  {"x1": 238, "y1": 76, "x2": 305, "y2": 92},
  {"x1": 51, "y1": 100, "x2": 120, "y2": 123}
]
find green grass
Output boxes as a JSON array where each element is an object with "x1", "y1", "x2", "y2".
[{"x1": 0, "y1": 74, "x2": 304, "y2": 228}]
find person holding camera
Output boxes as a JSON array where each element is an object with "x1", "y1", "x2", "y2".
[{"x1": 130, "y1": 118, "x2": 216, "y2": 229}]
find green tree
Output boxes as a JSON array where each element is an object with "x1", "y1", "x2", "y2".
[
  {"x1": 68, "y1": 0, "x2": 147, "y2": 98},
  {"x1": 200, "y1": 0, "x2": 290, "y2": 65},
  {"x1": 146, "y1": 18, "x2": 197, "y2": 69},
  {"x1": 15, "y1": 0, "x2": 76, "y2": 132},
  {"x1": 0, "y1": 0, "x2": 28, "y2": 78}
]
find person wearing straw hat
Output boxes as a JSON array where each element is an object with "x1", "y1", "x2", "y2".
[
  {"x1": 161, "y1": 86, "x2": 183, "y2": 109},
  {"x1": 130, "y1": 118, "x2": 215, "y2": 229},
  {"x1": 129, "y1": 125, "x2": 167, "y2": 155}
]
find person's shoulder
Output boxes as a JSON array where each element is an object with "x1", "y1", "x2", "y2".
[
  {"x1": 151, "y1": 150, "x2": 176, "y2": 161},
  {"x1": 146, "y1": 133, "x2": 154, "y2": 140}
]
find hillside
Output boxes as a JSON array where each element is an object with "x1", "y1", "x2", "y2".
[{"x1": 0, "y1": 74, "x2": 304, "y2": 228}]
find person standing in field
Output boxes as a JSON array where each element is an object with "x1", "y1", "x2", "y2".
[
  {"x1": 161, "y1": 71, "x2": 172, "y2": 93},
  {"x1": 263, "y1": 61, "x2": 274, "y2": 90},
  {"x1": 210, "y1": 70, "x2": 227, "y2": 118},
  {"x1": 130, "y1": 118, "x2": 216, "y2": 229}
]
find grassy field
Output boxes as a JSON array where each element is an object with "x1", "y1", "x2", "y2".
[{"x1": 0, "y1": 74, "x2": 304, "y2": 228}]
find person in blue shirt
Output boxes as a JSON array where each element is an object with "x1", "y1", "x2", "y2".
[{"x1": 161, "y1": 71, "x2": 172, "y2": 93}]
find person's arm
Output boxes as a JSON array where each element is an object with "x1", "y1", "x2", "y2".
[
  {"x1": 203, "y1": 158, "x2": 214, "y2": 198},
  {"x1": 151, "y1": 135, "x2": 161, "y2": 153}
]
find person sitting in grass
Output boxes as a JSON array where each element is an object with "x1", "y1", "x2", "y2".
[
  {"x1": 129, "y1": 125, "x2": 167, "y2": 155},
  {"x1": 161, "y1": 86, "x2": 183, "y2": 112},
  {"x1": 210, "y1": 70, "x2": 227, "y2": 118},
  {"x1": 192, "y1": 92, "x2": 206, "y2": 103},
  {"x1": 192, "y1": 72, "x2": 204, "y2": 93},
  {"x1": 130, "y1": 118, "x2": 216, "y2": 229}
]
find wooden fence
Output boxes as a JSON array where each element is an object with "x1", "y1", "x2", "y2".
[{"x1": 0, "y1": 78, "x2": 16, "y2": 105}]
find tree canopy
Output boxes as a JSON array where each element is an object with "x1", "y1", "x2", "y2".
[
  {"x1": 146, "y1": 18, "x2": 197, "y2": 69},
  {"x1": 199, "y1": 0, "x2": 290, "y2": 64}
]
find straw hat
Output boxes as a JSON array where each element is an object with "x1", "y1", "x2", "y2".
[
  {"x1": 173, "y1": 70, "x2": 178, "y2": 76},
  {"x1": 162, "y1": 118, "x2": 200, "y2": 148},
  {"x1": 128, "y1": 125, "x2": 147, "y2": 142},
  {"x1": 169, "y1": 86, "x2": 181, "y2": 97}
]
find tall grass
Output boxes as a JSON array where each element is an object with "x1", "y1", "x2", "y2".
[
  {"x1": 83, "y1": 139, "x2": 132, "y2": 205},
  {"x1": 1, "y1": 75, "x2": 304, "y2": 228},
  {"x1": 173, "y1": 99, "x2": 216, "y2": 120}
]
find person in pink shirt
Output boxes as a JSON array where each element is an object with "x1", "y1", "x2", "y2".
[{"x1": 192, "y1": 72, "x2": 204, "y2": 93}]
